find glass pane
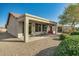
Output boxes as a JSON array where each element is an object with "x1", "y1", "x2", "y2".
[
  {"x1": 35, "y1": 23, "x2": 41, "y2": 32},
  {"x1": 42, "y1": 25, "x2": 47, "y2": 31},
  {"x1": 35, "y1": 23, "x2": 38, "y2": 32}
]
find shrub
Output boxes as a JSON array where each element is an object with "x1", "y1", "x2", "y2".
[
  {"x1": 59, "y1": 34, "x2": 71, "y2": 40},
  {"x1": 63, "y1": 28, "x2": 74, "y2": 34},
  {"x1": 71, "y1": 31, "x2": 79, "y2": 35},
  {"x1": 76, "y1": 28, "x2": 79, "y2": 31},
  {"x1": 54, "y1": 39, "x2": 79, "y2": 56}
]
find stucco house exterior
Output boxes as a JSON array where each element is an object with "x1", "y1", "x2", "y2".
[{"x1": 6, "y1": 13, "x2": 57, "y2": 42}]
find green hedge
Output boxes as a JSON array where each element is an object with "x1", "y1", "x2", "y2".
[
  {"x1": 71, "y1": 31, "x2": 79, "y2": 35},
  {"x1": 54, "y1": 39, "x2": 79, "y2": 56},
  {"x1": 59, "y1": 34, "x2": 71, "y2": 40}
]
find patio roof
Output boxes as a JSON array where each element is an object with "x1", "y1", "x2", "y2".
[{"x1": 6, "y1": 12, "x2": 57, "y2": 28}]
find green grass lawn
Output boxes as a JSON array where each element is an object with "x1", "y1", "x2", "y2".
[
  {"x1": 71, "y1": 35, "x2": 79, "y2": 40},
  {"x1": 71, "y1": 31, "x2": 79, "y2": 40}
]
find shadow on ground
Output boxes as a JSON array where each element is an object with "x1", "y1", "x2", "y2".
[
  {"x1": 0, "y1": 32, "x2": 24, "y2": 42},
  {"x1": 35, "y1": 46, "x2": 57, "y2": 56}
]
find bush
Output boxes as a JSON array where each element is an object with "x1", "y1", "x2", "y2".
[
  {"x1": 54, "y1": 39, "x2": 79, "y2": 56},
  {"x1": 71, "y1": 31, "x2": 79, "y2": 35},
  {"x1": 63, "y1": 28, "x2": 74, "y2": 34},
  {"x1": 59, "y1": 34, "x2": 71, "y2": 40},
  {"x1": 75, "y1": 28, "x2": 79, "y2": 31}
]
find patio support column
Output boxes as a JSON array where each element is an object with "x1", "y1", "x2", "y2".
[
  {"x1": 41, "y1": 24, "x2": 42, "y2": 32},
  {"x1": 24, "y1": 16, "x2": 29, "y2": 43},
  {"x1": 55, "y1": 24, "x2": 57, "y2": 34},
  {"x1": 31, "y1": 23, "x2": 35, "y2": 35}
]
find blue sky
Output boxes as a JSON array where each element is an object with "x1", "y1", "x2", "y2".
[{"x1": 0, "y1": 3, "x2": 68, "y2": 27}]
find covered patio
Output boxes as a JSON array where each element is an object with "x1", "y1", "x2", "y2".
[{"x1": 17, "y1": 14, "x2": 57, "y2": 42}]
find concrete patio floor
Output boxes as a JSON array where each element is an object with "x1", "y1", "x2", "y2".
[
  {"x1": 0, "y1": 32, "x2": 61, "y2": 56},
  {"x1": 0, "y1": 32, "x2": 23, "y2": 42},
  {"x1": 29, "y1": 34, "x2": 59, "y2": 42}
]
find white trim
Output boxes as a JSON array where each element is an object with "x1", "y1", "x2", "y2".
[{"x1": 25, "y1": 13, "x2": 56, "y2": 24}]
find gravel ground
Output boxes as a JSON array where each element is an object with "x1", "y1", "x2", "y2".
[{"x1": 0, "y1": 32, "x2": 61, "y2": 56}]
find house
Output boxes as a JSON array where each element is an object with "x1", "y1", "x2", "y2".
[
  {"x1": 6, "y1": 13, "x2": 57, "y2": 42},
  {"x1": 57, "y1": 24, "x2": 75, "y2": 33}
]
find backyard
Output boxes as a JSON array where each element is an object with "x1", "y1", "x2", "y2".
[
  {"x1": 0, "y1": 31, "x2": 79, "y2": 56},
  {"x1": 0, "y1": 32, "x2": 61, "y2": 56},
  {"x1": 1, "y1": 3, "x2": 79, "y2": 56}
]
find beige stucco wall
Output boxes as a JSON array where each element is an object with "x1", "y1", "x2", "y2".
[
  {"x1": 52, "y1": 26, "x2": 56, "y2": 34},
  {"x1": 7, "y1": 15, "x2": 18, "y2": 37},
  {"x1": 17, "y1": 22, "x2": 24, "y2": 38},
  {"x1": 7, "y1": 15, "x2": 25, "y2": 39}
]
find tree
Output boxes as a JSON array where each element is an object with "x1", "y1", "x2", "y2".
[{"x1": 59, "y1": 4, "x2": 79, "y2": 31}]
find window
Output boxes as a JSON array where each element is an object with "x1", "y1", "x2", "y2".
[
  {"x1": 35, "y1": 23, "x2": 41, "y2": 32},
  {"x1": 42, "y1": 25, "x2": 47, "y2": 31}
]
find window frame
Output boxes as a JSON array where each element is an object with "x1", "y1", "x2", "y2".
[
  {"x1": 42, "y1": 24, "x2": 47, "y2": 32},
  {"x1": 35, "y1": 23, "x2": 41, "y2": 32}
]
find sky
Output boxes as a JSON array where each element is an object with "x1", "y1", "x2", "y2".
[{"x1": 0, "y1": 3, "x2": 68, "y2": 27}]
